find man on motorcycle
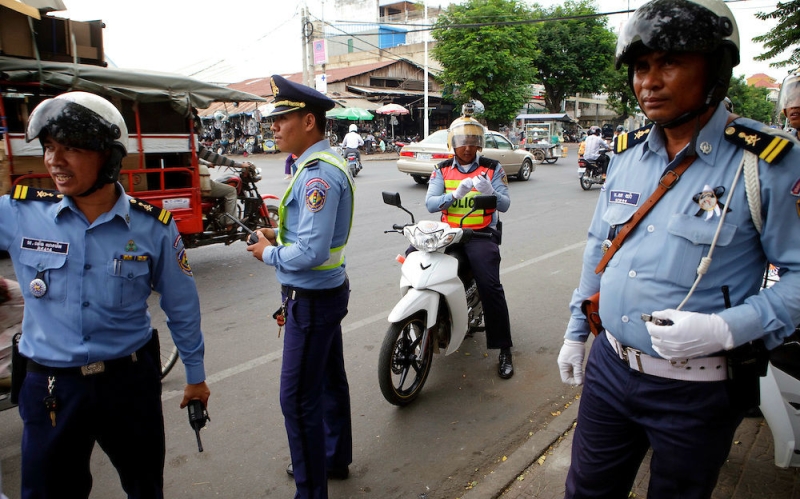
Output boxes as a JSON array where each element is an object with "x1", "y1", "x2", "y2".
[
  {"x1": 340, "y1": 124, "x2": 364, "y2": 167},
  {"x1": 425, "y1": 104, "x2": 514, "y2": 379},
  {"x1": 583, "y1": 125, "x2": 610, "y2": 174}
]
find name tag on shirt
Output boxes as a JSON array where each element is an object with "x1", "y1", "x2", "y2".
[
  {"x1": 21, "y1": 238, "x2": 69, "y2": 254},
  {"x1": 609, "y1": 191, "x2": 640, "y2": 206}
]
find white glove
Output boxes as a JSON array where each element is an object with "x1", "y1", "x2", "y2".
[
  {"x1": 646, "y1": 309, "x2": 734, "y2": 360},
  {"x1": 473, "y1": 174, "x2": 494, "y2": 195},
  {"x1": 557, "y1": 339, "x2": 586, "y2": 385},
  {"x1": 453, "y1": 177, "x2": 474, "y2": 200}
]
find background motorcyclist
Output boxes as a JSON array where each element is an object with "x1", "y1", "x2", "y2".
[
  {"x1": 779, "y1": 71, "x2": 800, "y2": 139},
  {"x1": 424, "y1": 104, "x2": 515, "y2": 379},
  {"x1": 583, "y1": 126, "x2": 610, "y2": 174},
  {"x1": 341, "y1": 124, "x2": 364, "y2": 166}
]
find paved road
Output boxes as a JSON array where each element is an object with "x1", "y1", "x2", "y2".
[{"x1": 0, "y1": 147, "x2": 599, "y2": 498}]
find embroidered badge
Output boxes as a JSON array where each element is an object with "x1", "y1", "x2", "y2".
[
  {"x1": 173, "y1": 234, "x2": 184, "y2": 250},
  {"x1": 305, "y1": 177, "x2": 329, "y2": 212},
  {"x1": 609, "y1": 191, "x2": 640, "y2": 206},
  {"x1": 125, "y1": 240, "x2": 138, "y2": 252},
  {"x1": 177, "y1": 248, "x2": 193, "y2": 276},
  {"x1": 692, "y1": 185, "x2": 728, "y2": 219}
]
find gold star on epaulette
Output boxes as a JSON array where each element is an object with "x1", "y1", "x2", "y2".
[
  {"x1": 615, "y1": 124, "x2": 653, "y2": 154},
  {"x1": 724, "y1": 124, "x2": 793, "y2": 164},
  {"x1": 12, "y1": 185, "x2": 62, "y2": 202},
  {"x1": 128, "y1": 197, "x2": 172, "y2": 225}
]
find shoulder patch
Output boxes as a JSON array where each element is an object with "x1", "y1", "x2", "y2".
[
  {"x1": 11, "y1": 185, "x2": 62, "y2": 202},
  {"x1": 724, "y1": 123, "x2": 793, "y2": 165},
  {"x1": 615, "y1": 124, "x2": 654, "y2": 154},
  {"x1": 129, "y1": 197, "x2": 172, "y2": 225}
]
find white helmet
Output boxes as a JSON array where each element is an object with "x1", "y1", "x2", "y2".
[
  {"x1": 26, "y1": 91, "x2": 129, "y2": 188},
  {"x1": 779, "y1": 71, "x2": 800, "y2": 112},
  {"x1": 447, "y1": 116, "x2": 485, "y2": 150},
  {"x1": 349, "y1": 124, "x2": 358, "y2": 133}
]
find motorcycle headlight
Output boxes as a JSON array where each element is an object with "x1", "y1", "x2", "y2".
[{"x1": 405, "y1": 221, "x2": 455, "y2": 252}]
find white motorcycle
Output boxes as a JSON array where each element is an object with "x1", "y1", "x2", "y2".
[{"x1": 378, "y1": 191, "x2": 496, "y2": 406}]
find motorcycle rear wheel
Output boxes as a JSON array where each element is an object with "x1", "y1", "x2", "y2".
[
  {"x1": 579, "y1": 173, "x2": 593, "y2": 191},
  {"x1": 378, "y1": 314, "x2": 433, "y2": 406}
]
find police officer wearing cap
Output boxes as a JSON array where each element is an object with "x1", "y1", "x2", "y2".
[
  {"x1": 426, "y1": 103, "x2": 514, "y2": 379},
  {"x1": 247, "y1": 75, "x2": 355, "y2": 499},
  {"x1": 0, "y1": 91, "x2": 210, "y2": 498},
  {"x1": 779, "y1": 70, "x2": 800, "y2": 140},
  {"x1": 557, "y1": 1, "x2": 800, "y2": 497}
]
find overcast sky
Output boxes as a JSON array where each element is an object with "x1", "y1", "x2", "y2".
[{"x1": 53, "y1": 0, "x2": 787, "y2": 85}]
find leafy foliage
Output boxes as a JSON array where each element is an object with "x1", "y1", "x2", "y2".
[
  {"x1": 530, "y1": 0, "x2": 617, "y2": 113},
  {"x1": 727, "y1": 76, "x2": 778, "y2": 125},
  {"x1": 603, "y1": 65, "x2": 638, "y2": 121},
  {"x1": 753, "y1": 1, "x2": 800, "y2": 69},
  {"x1": 432, "y1": 0, "x2": 539, "y2": 128}
]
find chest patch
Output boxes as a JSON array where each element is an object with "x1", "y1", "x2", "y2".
[{"x1": 609, "y1": 191, "x2": 640, "y2": 206}]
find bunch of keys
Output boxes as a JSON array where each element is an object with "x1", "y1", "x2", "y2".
[
  {"x1": 273, "y1": 298, "x2": 287, "y2": 337},
  {"x1": 44, "y1": 376, "x2": 57, "y2": 427}
]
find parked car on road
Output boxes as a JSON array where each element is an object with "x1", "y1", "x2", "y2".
[{"x1": 397, "y1": 129, "x2": 537, "y2": 185}]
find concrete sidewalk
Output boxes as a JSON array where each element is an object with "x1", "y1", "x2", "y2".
[{"x1": 461, "y1": 399, "x2": 800, "y2": 499}]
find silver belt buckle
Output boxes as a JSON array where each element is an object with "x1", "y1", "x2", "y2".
[{"x1": 80, "y1": 361, "x2": 106, "y2": 376}]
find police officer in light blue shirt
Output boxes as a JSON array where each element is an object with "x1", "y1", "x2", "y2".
[
  {"x1": 247, "y1": 75, "x2": 354, "y2": 499},
  {"x1": 0, "y1": 92, "x2": 209, "y2": 498},
  {"x1": 556, "y1": 1, "x2": 800, "y2": 497}
]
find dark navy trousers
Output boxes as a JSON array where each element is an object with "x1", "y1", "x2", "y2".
[
  {"x1": 19, "y1": 347, "x2": 164, "y2": 499},
  {"x1": 449, "y1": 234, "x2": 512, "y2": 350},
  {"x1": 280, "y1": 283, "x2": 352, "y2": 499},
  {"x1": 566, "y1": 332, "x2": 745, "y2": 499}
]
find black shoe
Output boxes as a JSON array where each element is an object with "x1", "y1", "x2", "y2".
[
  {"x1": 498, "y1": 350, "x2": 514, "y2": 379},
  {"x1": 286, "y1": 463, "x2": 349, "y2": 480}
]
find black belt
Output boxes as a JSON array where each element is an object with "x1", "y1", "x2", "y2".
[
  {"x1": 27, "y1": 341, "x2": 150, "y2": 377},
  {"x1": 281, "y1": 279, "x2": 348, "y2": 300}
]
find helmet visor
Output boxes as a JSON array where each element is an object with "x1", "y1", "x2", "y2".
[
  {"x1": 449, "y1": 122, "x2": 485, "y2": 149},
  {"x1": 616, "y1": 0, "x2": 737, "y2": 68}
]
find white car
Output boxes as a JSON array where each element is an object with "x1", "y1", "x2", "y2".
[{"x1": 397, "y1": 129, "x2": 537, "y2": 185}]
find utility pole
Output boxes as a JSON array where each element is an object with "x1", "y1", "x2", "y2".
[
  {"x1": 423, "y1": 0, "x2": 429, "y2": 138},
  {"x1": 301, "y1": 5, "x2": 309, "y2": 88}
]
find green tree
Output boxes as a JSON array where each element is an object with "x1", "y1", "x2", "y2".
[
  {"x1": 432, "y1": 0, "x2": 539, "y2": 128},
  {"x1": 603, "y1": 65, "x2": 638, "y2": 121},
  {"x1": 531, "y1": 0, "x2": 617, "y2": 113},
  {"x1": 754, "y1": 0, "x2": 800, "y2": 69},
  {"x1": 727, "y1": 76, "x2": 777, "y2": 125}
]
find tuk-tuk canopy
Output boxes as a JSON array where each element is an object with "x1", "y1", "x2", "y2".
[
  {"x1": 515, "y1": 113, "x2": 575, "y2": 122},
  {"x1": 0, "y1": 57, "x2": 265, "y2": 116}
]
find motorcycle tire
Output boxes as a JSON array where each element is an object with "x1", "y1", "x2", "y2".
[
  {"x1": 580, "y1": 173, "x2": 593, "y2": 191},
  {"x1": 378, "y1": 313, "x2": 433, "y2": 406}
]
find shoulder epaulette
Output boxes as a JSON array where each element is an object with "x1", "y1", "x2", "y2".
[
  {"x1": 129, "y1": 198, "x2": 172, "y2": 225},
  {"x1": 303, "y1": 158, "x2": 320, "y2": 169},
  {"x1": 478, "y1": 156, "x2": 499, "y2": 169},
  {"x1": 436, "y1": 158, "x2": 453, "y2": 170},
  {"x1": 615, "y1": 124, "x2": 654, "y2": 154},
  {"x1": 11, "y1": 185, "x2": 63, "y2": 202},
  {"x1": 724, "y1": 123, "x2": 793, "y2": 165}
]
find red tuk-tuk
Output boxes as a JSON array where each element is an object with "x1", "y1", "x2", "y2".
[{"x1": 0, "y1": 57, "x2": 277, "y2": 248}]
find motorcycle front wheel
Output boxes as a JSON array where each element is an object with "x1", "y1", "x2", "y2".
[{"x1": 378, "y1": 314, "x2": 433, "y2": 406}]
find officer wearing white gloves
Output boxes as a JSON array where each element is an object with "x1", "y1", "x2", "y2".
[
  {"x1": 558, "y1": 1, "x2": 800, "y2": 498},
  {"x1": 425, "y1": 104, "x2": 514, "y2": 379}
]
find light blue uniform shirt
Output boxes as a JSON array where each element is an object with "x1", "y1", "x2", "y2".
[
  {"x1": 565, "y1": 103, "x2": 800, "y2": 356},
  {"x1": 262, "y1": 139, "x2": 354, "y2": 289},
  {"x1": 0, "y1": 185, "x2": 206, "y2": 384},
  {"x1": 426, "y1": 156, "x2": 511, "y2": 228}
]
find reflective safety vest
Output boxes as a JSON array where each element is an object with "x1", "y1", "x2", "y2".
[
  {"x1": 277, "y1": 151, "x2": 355, "y2": 270},
  {"x1": 439, "y1": 157, "x2": 497, "y2": 229}
]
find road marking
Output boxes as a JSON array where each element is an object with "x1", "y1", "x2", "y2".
[{"x1": 164, "y1": 240, "x2": 586, "y2": 401}]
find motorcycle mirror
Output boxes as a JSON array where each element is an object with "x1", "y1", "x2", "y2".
[
  {"x1": 382, "y1": 191, "x2": 402, "y2": 206},
  {"x1": 472, "y1": 195, "x2": 497, "y2": 211}
]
